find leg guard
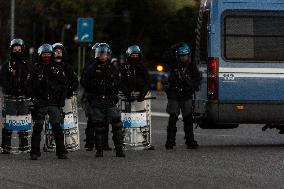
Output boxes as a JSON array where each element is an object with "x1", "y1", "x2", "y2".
[
  {"x1": 1, "y1": 128, "x2": 12, "y2": 151},
  {"x1": 18, "y1": 131, "x2": 29, "y2": 151},
  {"x1": 30, "y1": 121, "x2": 43, "y2": 156},
  {"x1": 94, "y1": 122, "x2": 107, "y2": 151},
  {"x1": 84, "y1": 119, "x2": 95, "y2": 149},
  {"x1": 111, "y1": 118, "x2": 124, "y2": 149},
  {"x1": 183, "y1": 115, "x2": 195, "y2": 145},
  {"x1": 165, "y1": 114, "x2": 178, "y2": 147},
  {"x1": 103, "y1": 121, "x2": 112, "y2": 150},
  {"x1": 52, "y1": 123, "x2": 66, "y2": 156}
]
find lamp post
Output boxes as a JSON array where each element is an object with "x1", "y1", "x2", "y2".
[
  {"x1": 10, "y1": 0, "x2": 15, "y2": 40},
  {"x1": 61, "y1": 24, "x2": 71, "y2": 44}
]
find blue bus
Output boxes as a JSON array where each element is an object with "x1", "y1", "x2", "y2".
[{"x1": 194, "y1": 0, "x2": 284, "y2": 133}]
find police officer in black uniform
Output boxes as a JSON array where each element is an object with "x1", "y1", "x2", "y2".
[
  {"x1": 28, "y1": 44, "x2": 68, "y2": 160},
  {"x1": 82, "y1": 43, "x2": 112, "y2": 151},
  {"x1": 1, "y1": 39, "x2": 30, "y2": 153},
  {"x1": 81, "y1": 43, "x2": 125, "y2": 158},
  {"x1": 52, "y1": 43, "x2": 78, "y2": 98},
  {"x1": 120, "y1": 45, "x2": 150, "y2": 102},
  {"x1": 163, "y1": 42, "x2": 200, "y2": 150}
]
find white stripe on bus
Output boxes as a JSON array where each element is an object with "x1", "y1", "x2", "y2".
[
  {"x1": 219, "y1": 67, "x2": 284, "y2": 74},
  {"x1": 219, "y1": 74, "x2": 284, "y2": 78}
]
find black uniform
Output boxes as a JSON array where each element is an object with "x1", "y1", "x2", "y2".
[
  {"x1": 1, "y1": 59, "x2": 30, "y2": 152},
  {"x1": 55, "y1": 61, "x2": 78, "y2": 98},
  {"x1": 163, "y1": 45, "x2": 200, "y2": 148},
  {"x1": 81, "y1": 59, "x2": 125, "y2": 155},
  {"x1": 119, "y1": 61, "x2": 150, "y2": 100},
  {"x1": 28, "y1": 61, "x2": 68, "y2": 157}
]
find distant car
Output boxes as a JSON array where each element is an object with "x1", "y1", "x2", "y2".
[{"x1": 149, "y1": 71, "x2": 168, "y2": 90}]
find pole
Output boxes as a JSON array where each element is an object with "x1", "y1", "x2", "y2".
[
  {"x1": 82, "y1": 47, "x2": 86, "y2": 72},
  {"x1": 10, "y1": 0, "x2": 15, "y2": 40},
  {"x1": 61, "y1": 27, "x2": 65, "y2": 44},
  {"x1": 78, "y1": 46, "x2": 81, "y2": 78}
]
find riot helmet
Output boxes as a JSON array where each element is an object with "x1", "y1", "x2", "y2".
[
  {"x1": 126, "y1": 45, "x2": 142, "y2": 63},
  {"x1": 91, "y1": 43, "x2": 101, "y2": 60},
  {"x1": 10, "y1": 38, "x2": 25, "y2": 61},
  {"x1": 94, "y1": 43, "x2": 112, "y2": 62},
  {"x1": 38, "y1": 44, "x2": 54, "y2": 64},
  {"x1": 175, "y1": 42, "x2": 191, "y2": 64},
  {"x1": 52, "y1": 42, "x2": 64, "y2": 63}
]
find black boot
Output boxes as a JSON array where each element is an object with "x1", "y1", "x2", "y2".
[
  {"x1": 19, "y1": 131, "x2": 30, "y2": 152},
  {"x1": 30, "y1": 122, "x2": 43, "y2": 158},
  {"x1": 30, "y1": 154, "x2": 39, "y2": 160},
  {"x1": 115, "y1": 147, "x2": 125, "y2": 157},
  {"x1": 2, "y1": 128, "x2": 12, "y2": 154},
  {"x1": 94, "y1": 122, "x2": 106, "y2": 157},
  {"x1": 112, "y1": 121, "x2": 125, "y2": 157},
  {"x1": 58, "y1": 154, "x2": 68, "y2": 159},
  {"x1": 95, "y1": 133, "x2": 104, "y2": 158},
  {"x1": 95, "y1": 150, "x2": 103, "y2": 157},
  {"x1": 103, "y1": 122, "x2": 112, "y2": 151},
  {"x1": 52, "y1": 123, "x2": 68, "y2": 159},
  {"x1": 85, "y1": 120, "x2": 95, "y2": 151},
  {"x1": 165, "y1": 114, "x2": 178, "y2": 150},
  {"x1": 184, "y1": 115, "x2": 198, "y2": 149},
  {"x1": 187, "y1": 140, "x2": 199, "y2": 149}
]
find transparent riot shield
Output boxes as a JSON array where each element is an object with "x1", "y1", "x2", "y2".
[
  {"x1": 119, "y1": 92, "x2": 155, "y2": 150},
  {"x1": 1, "y1": 96, "x2": 32, "y2": 154},
  {"x1": 43, "y1": 94, "x2": 80, "y2": 152}
]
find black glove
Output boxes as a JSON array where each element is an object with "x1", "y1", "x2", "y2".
[
  {"x1": 125, "y1": 93, "x2": 135, "y2": 102},
  {"x1": 137, "y1": 93, "x2": 146, "y2": 102},
  {"x1": 137, "y1": 96, "x2": 144, "y2": 102}
]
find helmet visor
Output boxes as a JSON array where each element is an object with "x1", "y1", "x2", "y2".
[{"x1": 95, "y1": 46, "x2": 111, "y2": 59}]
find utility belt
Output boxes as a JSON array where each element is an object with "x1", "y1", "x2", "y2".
[
  {"x1": 86, "y1": 93, "x2": 118, "y2": 106},
  {"x1": 168, "y1": 85, "x2": 193, "y2": 93}
]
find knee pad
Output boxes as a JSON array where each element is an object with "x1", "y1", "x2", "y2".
[
  {"x1": 183, "y1": 115, "x2": 193, "y2": 123},
  {"x1": 2, "y1": 128, "x2": 12, "y2": 135},
  {"x1": 34, "y1": 119, "x2": 44, "y2": 127},
  {"x1": 169, "y1": 114, "x2": 178, "y2": 124},
  {"x1": 32, "y1": 124, "x2": 43, "y2": 135},
  {"x1": 52, "y1": 123, "x2": 63, "y2": 134},
  {"x1": 111, "y1": 121, "x2": 123, "y2": 131},
  {"x1": 94, "y1": 122, "x2": 107, "y2": 134}
]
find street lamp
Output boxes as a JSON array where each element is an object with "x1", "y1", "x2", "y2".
[
  {"x1": 10, "y1": 0, "x2": 15, "y2": 40},
  {"x1": 61, "y1": 24, "x2": 71, "y2": 44}
]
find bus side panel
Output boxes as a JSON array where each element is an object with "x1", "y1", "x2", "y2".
[
  {"x1": 219, "y1": 73, "x2": 284, "y2": 101},
  {"x1": 218, "y1": 102, "x2": 284, "y2": 124}
]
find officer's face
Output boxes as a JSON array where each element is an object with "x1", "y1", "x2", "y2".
[
  {"x1": 54, "y1": 48, "x2": 63, "y2": 63},
  {"x1": 178, "y1": 54, "x2": 189, "y2": 63},
  {"x1": 41, "y1": 53, "x2": 52, "y2": 63},
  {"x1": 99, "y1": 53, "x2": 108, "y2": 62},
  {"x1": 12, "y1": 45, "x2": 22, "y2": 53},
  {"x1": 54, "y1": 48, "x2": 63, "y2": 57},
  {"x1": 129, "y1": 54, "x2": 140, "y2": 63}
]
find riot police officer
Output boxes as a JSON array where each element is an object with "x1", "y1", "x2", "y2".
[
  {"x1": 52, "y1": 43, "x2": 78, "y2": 98},
  {"x1": 163, "y1": 42, "x2": 200, "y2": 150},
  {"x1": 120, "y1": 45, "x2": 150, "y2": 101},
  {"x1": 82, "y1": 43, "x2": 112, "y2": 152},
  {"x1": 1, "y1": 39, "x2": 30, "y2": 153},
  {"x1": 81, "y1": 43, "x2": 125, "y2": 157},
  {"x1": 28, "y1": 44, "x2": 68, "y2": 160}
]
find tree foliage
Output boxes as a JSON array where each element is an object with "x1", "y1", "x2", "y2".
[{"x1": 0, "y1": 0, "x2": 200, "y2": 69}]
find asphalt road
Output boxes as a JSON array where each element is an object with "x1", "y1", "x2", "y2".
[{"x1": 0, "y1": 90, "x2": 283, "y2": 189}]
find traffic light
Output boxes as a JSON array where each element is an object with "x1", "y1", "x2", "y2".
[{"x1": 156, "y1": 65, "x2": 164, "y2": 72}]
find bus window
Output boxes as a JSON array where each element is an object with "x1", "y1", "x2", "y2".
[{"x1": 223, "y1": 11, "x2": 284, "y2": 62}]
